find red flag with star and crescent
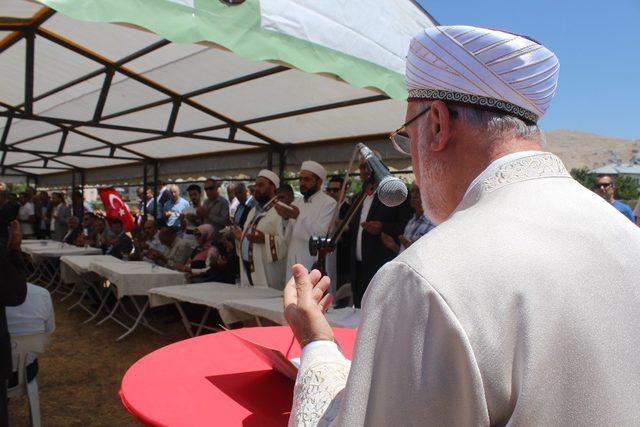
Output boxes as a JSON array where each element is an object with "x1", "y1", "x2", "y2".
[{"x1": 98, "y1": 187, "x2": 134, "y2": 231}]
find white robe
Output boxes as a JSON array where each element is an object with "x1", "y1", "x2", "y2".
[
  {"x1": 286, "y1": 192, "x2": 337, "y2": 288},
  {"x1": 289, "y1": 152, "x2": 640, "y2": 426},
  {"x1": 238, "y1": 205, "x2": 288, "y2": 290}
]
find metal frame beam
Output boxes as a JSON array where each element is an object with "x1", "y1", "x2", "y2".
[{"x1": 35, "y1": 28, "x2": 282, "y2": 148}]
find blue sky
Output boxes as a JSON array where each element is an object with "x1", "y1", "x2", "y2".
[{"x1": 416, "y1": 0, "x2": 639, "y2": 140}]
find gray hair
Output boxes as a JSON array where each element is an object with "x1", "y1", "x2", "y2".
[{"x1": 452, "y1": 104, "x2": 545, "y2": 147}]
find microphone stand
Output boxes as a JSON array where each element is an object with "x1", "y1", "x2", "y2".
[{"x1": 310, "y1": 176, "x2": 376, "y2": 277}]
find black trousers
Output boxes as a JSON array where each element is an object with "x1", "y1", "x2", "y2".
[{"x1": 0, "y1": 379, "x2": 7, "y2": 427}]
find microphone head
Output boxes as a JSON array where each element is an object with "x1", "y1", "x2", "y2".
[{"x1": 377, "y1": 176, "x2": 408, "y2": 207}]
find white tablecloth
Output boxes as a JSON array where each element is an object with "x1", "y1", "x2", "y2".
[
  {"x1": 147, "y1": 283, "x2": 283, "y2": 324},
  {"x1": 22, "y1": 243, "x2": 103, "y2": 261},
  {"x1": 20, "y1": 239, "x2": 57, "y2": 248},
  {"x1": 60, "y1": 255, "x2": 123, "y2": 284},
  {"x1": 223, "y1": 297, "x2": 360, "y2": 328},
  {"x1": 88, "y1": 261, "x2": 186, "y2": 299}
]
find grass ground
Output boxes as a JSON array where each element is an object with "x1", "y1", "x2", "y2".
[{"x1": 8, "y1": 297, "x2": 187, "y2": 426}]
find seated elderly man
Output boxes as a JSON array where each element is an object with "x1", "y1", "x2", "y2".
[
  {"x1": 6, "y1": 283, "x2": 55, "y2": 389},
  {"x1": 147, "y1": 227, "x2": 191, "y2": 269},
  {"x1": 105, "y1": 218, "x2": 133, "y2": 259},
  {"x1": 62, "y1": 216, "x2": 82, "y2": 245}
]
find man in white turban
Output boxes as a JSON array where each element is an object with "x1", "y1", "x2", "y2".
[
  {"x1": 284, "y1": 26, "x2": 640, "y2": 425},
  {"x1": 276, "y1": 161, "x2": 337, "y2": 285},
  {"x1": 232, "y1": 170, "x2": 288, "y2": 289}
]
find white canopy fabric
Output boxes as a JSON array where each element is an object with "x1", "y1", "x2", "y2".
[{"x1": 0, "y1": 0, "x2": 436, "y2": 179}]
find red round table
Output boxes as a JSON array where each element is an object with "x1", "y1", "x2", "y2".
[{"x1": 120, "y1": 326, "x2": 357, "y2": 426}]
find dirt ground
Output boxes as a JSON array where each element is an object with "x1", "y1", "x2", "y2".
[{"x1": 8, "y1": 297, "x2": 189, "y2": 426}]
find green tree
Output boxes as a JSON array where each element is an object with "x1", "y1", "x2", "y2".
[
  {"x1": 613, "y1": 175, "x2": 640, "y2": 201},
  {"x1": 570, "y1": 167, "x2": 594, "y2": 189}
]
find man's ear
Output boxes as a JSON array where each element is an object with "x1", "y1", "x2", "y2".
[{"x1": 428, "y1": 100, "x2": 453, "y2": 152}]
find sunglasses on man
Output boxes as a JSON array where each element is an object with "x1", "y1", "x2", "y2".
[{"x1": 592, "y1": 183, "x2": 612, "y2": 190}]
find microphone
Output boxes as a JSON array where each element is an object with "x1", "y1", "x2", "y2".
[{"x1": 357, "y1": 143, "x2": 408, "y2": 207}]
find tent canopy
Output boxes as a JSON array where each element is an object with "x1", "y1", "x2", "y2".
[{"x1": 0, "y1": 0, "x2": 435, "y2": 181}]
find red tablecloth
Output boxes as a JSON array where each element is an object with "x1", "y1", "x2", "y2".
[{"x1": 120, "y1": 326, "x2": 357, "y2": 426}]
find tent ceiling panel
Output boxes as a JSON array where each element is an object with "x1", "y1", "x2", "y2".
[
  {"x1": 76, "y1": 126, "x2": 156, "y2": 144},
  {"x1": 3, "y1": 152, "x2": 39, "y2": 165},
  {"x1": 62, "y1": 132, "x2": 107, "y2": 153},
  {"x1": 33, "y1": 36, "x2": 103, "y2": 98},
  {"x1": 13, "y1": 132, "x2": 60, "y2": 152},
  {"x1": 0, "y1": 39, "x2": 25, "y2": 106},
  {"x1": 197, "y1": 129, "x2": 266, "y2": 144},
  {"x1": 139, "y1": 46, "x2": 277, "y2": 94},
  {"x1": 33, "y1": 74, "x2": 105, "y2": 116},
  {"x1": 102, "y1": 102, "x2": 173, "y2": 131},
  {"x1": 41, "y1": 13, "x2": 163, "y2": 61},
  {"x1": 126, "y1": 43, "x2": 207, "y2": 76},
  {"x1": 126, "y1": 137, "x2": 252, "y2": 158},
  {"x1": 250, "y1": 99, "x2": 405, "y2": 143},
  {"x1": 114, "y1": 149, "x2": 142, "y2": 159},
  {"x1": 0, "y1": 0, "x2": 42, "y2": 18},
  {"x1": 20, "y1": 160, "x2": 45, "y2": 168},
  {"x1": 173, "y1": 103, "x2": 225, "y2": 133},
  {"x1": 13, "y1": 166, "x2": 68, "y2": 175},
  {"x1": 55, "y1": 155, "x2": 136, "y2": 169},
  {"x1": 191, "y1": 68, "x2": 379, "y2": 122},
  {"x1": 40, "y1": 85, "x2": 101, "y2": 121},
  {"x1": 6, "y1": 118, "x2": 59, "y2": 144},
  {"x1": 101, "y1": 73, "x2": 168, "y2": 116}
]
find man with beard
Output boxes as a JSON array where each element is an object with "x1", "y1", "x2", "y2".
[
  {"x1": 231, "y1": 170, "x2": 288, "y2": 289},
  {"x1": 284, "y1": 25, "x2": 640, "y2": 426},
  {"x1": 277, "y1": 161, "x2": 337, "y2": 285}
]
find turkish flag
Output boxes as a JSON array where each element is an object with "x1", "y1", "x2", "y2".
[{"x1": 98, "y1": 187, "x2": 134, "y2": 231}]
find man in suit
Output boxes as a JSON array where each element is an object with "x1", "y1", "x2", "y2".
[
  {"x1": 349, "y1": 157, "x2": 411, "y2": 308},
  {"x1": 0, "y1": 220, "x2": 28, "y2": 425},
  {"x1": 105, "y1": 218, "x2": 133, "y2": 259}
]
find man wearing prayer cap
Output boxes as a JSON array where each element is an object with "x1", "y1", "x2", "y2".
[
  {"x1": 284, "y1": 25, "x2": 640, "y2": 425},
  {"x1": 276, "y1": 161, "x2": 338, "y2": 286},
  {"x1": 231, "y1": 169, "x2": 288, "y2": 289}
]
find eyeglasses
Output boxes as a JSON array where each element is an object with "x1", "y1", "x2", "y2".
[
  {"x1": 592, "y1": 182, "x2": 613, "y2": 190},
  {"x1": 389, "y1": 103, "x2": 459, "y2": 156},
  {"x1": 389, "y1": 106, "x2": 431, "y2": 157},
  {"x1": 326, "y1": 187, "x2": 341, "y2": 193}
]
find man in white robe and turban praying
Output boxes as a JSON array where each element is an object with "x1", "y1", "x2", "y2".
[
  {"x1": 277, "y1": 161, "x2": 338, "y2": 287},
  {"x1": 284, "y1": 25, "x2": 640, "y2": 426}
]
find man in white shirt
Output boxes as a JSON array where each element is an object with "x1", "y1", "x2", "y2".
[
  {"x1": 181, "y1": 184, "x2": 203, "y2": 247},
  {"x1": 6, "y1": 283, "x2": 55, "y2": 336},
  {"x1": 6, "y1": 283, "x2": 55, "y2": 390},
  {"x1": 17, "y1": 192, "x2": 36, "y2": 239},
  {"x1": 276, "y1": 161, "x2": 337, "y2": 285}
]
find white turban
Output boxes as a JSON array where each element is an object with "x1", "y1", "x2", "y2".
[
  {"x1": 300, "y1": 160, "x2": 326, "y2": 182},
  {"x1": 257, "y1": 169, "x2": 280, "y2": 187},
  {"x1": 406, "y1": 25, "x2": 559, "y2": 123}
]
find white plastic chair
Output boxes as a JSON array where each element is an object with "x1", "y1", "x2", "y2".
[{"x1": 8, "y1": 333, "x2": 50, "y2": 427}]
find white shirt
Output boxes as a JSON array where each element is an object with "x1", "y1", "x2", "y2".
[
  {"x1": 229, "y1": 197, "x2": 240, "y2": 218},
  {"x1": 50, "y1": 204, "x2": 60, "y2": 231},
  {"x1": 355, "y1": 193, "x2": 375, "y2": 261},
  {"x1": 18, "y1": 202, "x2": 35, "y2": 236},
  {"x1": 6, "y1": 283, "x2": 55, "y2": 336}
]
